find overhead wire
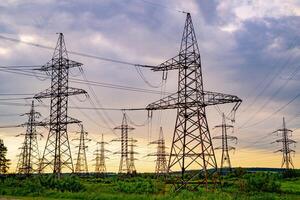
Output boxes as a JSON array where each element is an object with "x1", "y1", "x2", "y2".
[
  {"x1": 240, "y1": 38, "x2": 299, "y2": 113},
  {"x1": 239, "y1": 91, "x2": 300, "y2": 129},
  {"x1": 0, "y1": 67, "x2": 170, "y2": 95},
  {"x1": 239, "y1": 64, "x2": 300, "y2": 128},
  {"x1": 0, "y1": 35, "x2": 154, "y2": 68}
]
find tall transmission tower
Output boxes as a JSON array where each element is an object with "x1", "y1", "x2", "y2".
[
  {"x1": 34, "y1": 33, "x2": 87, "y2": 176},
  {"x1": 74, "y1": 124, "x2": 90, "y2": 173},
  {"x1": 16, "y1": 101, "x2": 42, "y2": 174},
  {"x1": 112, "y1": 113, "x2": 135, "y2": 174},
  {"x1": 273, "y1": 117, "x2": 296, "y2": 169},
  {"x1": 128, "y1": 138, "x2": 138, "y2": 174},
  {"x1": 147, "y1": 127, "x2": 168, "y2": 175},
  {"x1": 94, "y1": 134, "x2": 110, "y2": 173},
  {"x1": 213, "y1": 113, "x2": 237, "y2": 173},
  {"x1": 144, "y1": 13, "x2": 242, "y2": 189}
]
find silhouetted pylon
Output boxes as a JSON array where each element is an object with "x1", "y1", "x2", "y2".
[
  {"x1": 128, "y1": 138, "x2": 138, "y2": 174},
  {"x1": 213, "y1": 113, "x2": 237, "y2": 173},
  {"x1": 147, "y1": 127, "x2": 168, "y2": 175},
  {"x1": 34, "y1": 33, "x2": 87, "y2": 176},
  {"x1": 74, "y1": 124, "x2": 90, "y2": 173},
  {"x1": 144, "y1": 13, "x2": 242, "y2": 189},
  {"x1": 16, "y1": 101, "x2": 43, "y2": 174},
  {"x1": 94, "y1": 134, "x2": 110, "y2": 173},
  {"x1": 272, "y1": 117, "x2": 296, "y2": 169},
  {"x1": 111, "y1": 113, "x2": 135, "y2": 174}
]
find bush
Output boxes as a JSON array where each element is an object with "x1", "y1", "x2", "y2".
[
  {"x1": 282, "y1": 169, "x2": 300, "y2": 179},
  {"x1": 39, "y1": 174, "x2": 85, "y2": 192},
  {"x1": 114, "y1": 177, "x2": 164, "y2": 194},
  {"x1": 241, "y1": 172, "x2": 281, "y2": 193}
]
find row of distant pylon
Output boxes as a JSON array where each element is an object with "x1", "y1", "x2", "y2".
[{"x1": 15, "y1": 102, "x2": 169, "y2": 175}]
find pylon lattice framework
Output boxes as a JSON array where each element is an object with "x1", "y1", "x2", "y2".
[
  {"x1": 273, "y1": 117, "x2": 296, "y2": 169},
  {"x1": 112, "y1": 113, "x2": 135, "y2": 174},
  {"x1": 213, "y1": 113, "x2": 237, "y2": 173},
  {"x1": 34, "y1": 33, "x2": 87, "y2": 175},
  {"x1": 128, "y1": 138, "x2": 138, "y2": 174},
  {"x1": 145, "y1": 13, "x2": 242, "y2": 189},
  {"x1": 16, "y1": 101, "x2": 42, "y2": 174},
  {"x1": 94, "y1": 134, "x2": 110, "y2": 173},
  {"x1": 74, "y1": 124, "x2": 90, "y2": 173},
  {"x1": 147, "y1": 127, "x2": 168, "y2": 175}
]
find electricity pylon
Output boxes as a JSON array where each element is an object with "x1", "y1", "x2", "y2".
[
  {"x1": 272, "y1": 117, "x2": 296, "y2": 169},
  {"x1": 147, "y1": 127, "x2": 168, "y2": 175},
  {"x1": 213, "y1": 113, "x2": 237, "y2": 174},
  {"x1": 144, "y1": 13, "x2": 242, "y2": 189},
  {"x1": 16, "y1": 101, "x2": 43, "y2": 174},
  {"x1": 111, "y1": 113, "x2": 135, "y2": 174},
  {"x1": 128, "y1": 138, "x2": 138, "y2": 174},
  {"x1": 74, "y1": 124, "x2": 90, "y2": 173},
  {"x1": 94, "y1": 134, "x2": 110, "y2": 173},
  {"x1": 34, "y1": 33, "x2": 87, "y2": 176}
]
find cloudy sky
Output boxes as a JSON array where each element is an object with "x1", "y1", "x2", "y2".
[{"x1": 0, "y1": 0, "x2": 300, "y2": 173}]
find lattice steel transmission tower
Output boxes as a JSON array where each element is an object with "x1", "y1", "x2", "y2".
[
  {"x1": 144, "y1": 13, "x2": 242, "y2": 189},
  {"x1": 16, "y1": 101, "x2": 42, "y2": 174},
  {"x1": 74, "y1": 124, "x2": 90, "y2": 173},
  {"x1": 94, "y1": 134, "x2": 110, "y2": 173},
  {"x1": 128, "y1": 138, "x2": 138, "y2": 174},
  {"x1": 213, "y1": 113, "x2": 237, "y2": 173},
  {"x1": 112, "y1": 113, "x2": 135, "y2": 174},
  {"x1": 147, "y1": 127, "x2": 168, "y2": 175},
  {"x1": 273, "y1": 117, "x2": 296, "y2": 169},
  {"x1": 34, "y1": 33, "x2": 87, "y2": 176}
]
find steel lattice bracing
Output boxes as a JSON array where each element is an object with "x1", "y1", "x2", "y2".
[
  {"x1": 94, "y1": 134, "x2": 110, "y2": 173},
  {"x1": 147, "y1": 127, "x2": 168, "y2": 175},
  {"x1": 112, "y1": 113, "x2": 135, "y2": 174},
  {"x1": 128, "y1": 138, "x2": 138, "y2": 174},
  {"x1": 34, "y1": 33, "x2": 87, "y2": 176},
  {"x1": 273, "y1": 117, "x2": 296, "y2": 169},
  {"x1": 213, "y1": 114, "x2": 237, "y2": 174},
  {"x1": 16, "y1": 101, "x2": 42, "y2": 174},
  {"x1": 145, "y1": 13, "x2": 242, "y2": 189},
  {"x1": 74, "y1": 124, "x2": 90, "y2": 173}
]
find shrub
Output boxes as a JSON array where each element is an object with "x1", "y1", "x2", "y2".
[
  {"x1": 282, "y1": 169, "x2": 300, "y2": 179},
  {"x1": 114, "y1": 177, "x2": 163, "y2": 194},
  {"x1": 39, "y1": 175, "x2": 85, "y2": 192},
  {"x1": 241, "y1": 172, "x2": 281, "y2": 193}
]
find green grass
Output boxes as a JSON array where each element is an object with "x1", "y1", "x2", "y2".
[{"x1": 0, "y1": 172, "x2": 300, "y2": 200}]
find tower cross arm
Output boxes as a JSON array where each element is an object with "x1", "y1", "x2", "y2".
[
  {"x1": 147, "y1": 55, "x2": 181, "y2": 71},
  {"x1": 37, "y1": 58, "x2": 83, "y2": 71},
  {"x1": 34, "y1": 87, "x2": 87, "y2": 99},
  {"x1": 146, "y1": 90, "x2": 242, "y2": 110}
]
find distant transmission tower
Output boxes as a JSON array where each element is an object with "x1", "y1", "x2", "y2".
[
  {"x1": 35, "y1": 33, "x2": 87, "y2": 176},
  {"x1": 128, "y1": 138, "x2": 138, "y2": 174},
  {"x1": 16, "y1": 101, "x2": 42, "y2": 174},
  {"x1": 74, "y1": 124, "x2": 90, "y2": 173},
  {"x1": 213, "y1": 113, "x2": 237, "y2": 173},
  {"x1": 273, "y1": 117, "x2": 296, "y2": 169},
  {"x1": 147, "y1": 127, "x2": 168, "y2": 175},
  {"x1": 94, "y1": 134, "x2": 110, "y2": 173},
  {"x1": 145, "y1": 13, "x2": 242, "y2": 189},
  {"x1": 112, "y1": 113, "x2": 135, "y2": 174}
]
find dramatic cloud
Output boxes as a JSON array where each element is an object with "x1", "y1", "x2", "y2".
[{"x1": 0, "y1": 0, "x2": 299, "y2": 172}]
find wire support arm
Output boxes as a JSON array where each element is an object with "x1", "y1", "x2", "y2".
[{"x1": 146, "y1": 90, "x2": 242, "y2": 110}]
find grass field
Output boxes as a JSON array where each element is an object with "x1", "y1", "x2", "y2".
[{"x1": 0, "y1": 170, "x2": 300, "y2": 200}]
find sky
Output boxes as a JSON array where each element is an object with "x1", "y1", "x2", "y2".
[{"x1": 0, "y1": 0, "x2": 300, "y2": 173}]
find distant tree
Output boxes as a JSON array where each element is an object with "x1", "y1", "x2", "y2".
[{"x1": 0, "y1": 139, "x2": 10, "y2": 173}]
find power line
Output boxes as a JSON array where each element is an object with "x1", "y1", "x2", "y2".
[
  {"x1": 0, "y1": 35, "x2": 153, "y2": 68},
  {"x1": 239, "y1": 91, "x2": 300, "y2": 129},
  {"x1": 134, "y1": 0, "x2": 187, "y2": 14},
  {"x1": 240, "y1": 64, "x2": 300, "y2": 128},
  {"x1": 0, "y1": 67, "x2": 170, "y2": 95}
]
